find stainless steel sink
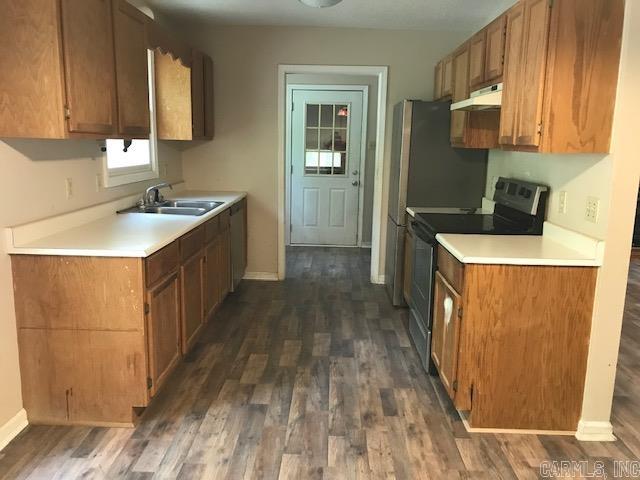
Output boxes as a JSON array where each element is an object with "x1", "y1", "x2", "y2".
[
  {"x1": 118, "y1": 199, "x2": 224, "y2": 217},
  {"x1": 162, "y1": 200, "x2": 223, "y2": 210}
]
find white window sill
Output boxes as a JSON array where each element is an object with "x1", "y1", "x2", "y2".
[{"x1": 103, "y1": 168, "x2": 159, "y2": 188}]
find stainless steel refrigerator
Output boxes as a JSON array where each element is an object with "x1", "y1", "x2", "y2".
[{"x1": 384, "y1": 100, "x2": 488, "y2": 306}]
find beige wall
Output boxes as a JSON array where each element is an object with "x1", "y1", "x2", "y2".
[
  {"x1": 486, "y1": 0, "x2": 639, "y2": 432},
  {"x1": 0, "y1": 139, "x2": 183, "y2": 428},
  {"x1": 178, "y1": 25, "x2": 467, "y2": 274}
]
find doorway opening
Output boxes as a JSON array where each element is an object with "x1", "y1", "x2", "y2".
[{"x1": 277, "y1": 65, "x2": 389, "y2": 281}]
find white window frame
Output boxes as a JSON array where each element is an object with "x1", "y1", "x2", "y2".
[{"x1": 102, "y1": 50, "x2": 160, "y2": 188}]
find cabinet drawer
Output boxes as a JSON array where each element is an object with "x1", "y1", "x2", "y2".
[
  {"x1": 180, "y1": 225, "x2": 205, "y2": 262},
  {"x1": 146, "y1": 241, "x2": 179, "y2": 287},
  {"x1": 437, "y1": 245, "x2": 464, "y2": 293},
  {"x1": 205, "y1": 216, "x2": 220, "y2": 242}
]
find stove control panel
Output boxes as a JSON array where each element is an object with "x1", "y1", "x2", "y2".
[{"x1": 493, "y1": 177, "x2": 548, "y2": 215}]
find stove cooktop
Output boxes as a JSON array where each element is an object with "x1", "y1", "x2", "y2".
[{"x1": 413, "y1": 212, "x2": 537, "y2": 237}]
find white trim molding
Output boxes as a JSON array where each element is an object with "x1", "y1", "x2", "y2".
[
  {"x1": 575, "y1": 420, "x2": 616, "y2": 442},
  {"x1": 277, "y1": 65, "x2": 388, "y2": 282},
  {"x1": 243, "y1": 272, "x2": 280, "y2": 281},
  {"x1": 0, "y1": 409, "x2": 28, "y2": 452}
]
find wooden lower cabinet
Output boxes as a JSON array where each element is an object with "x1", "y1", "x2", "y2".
[
  {"x1": 147, "y1": 272, "x2": 181, "y2": 397},
  {"x1": 432, "y1": 245, "x2": 597, "y2": 431},
  {"x1": 431, "y1": 272, "x2": 462, "y2": 399},
  {"x1": 11, "y1": 204, "x2": 244, "y2": 426},
  {"x1": 180, "y1": 251, "x2": 205, "y2": 354}
]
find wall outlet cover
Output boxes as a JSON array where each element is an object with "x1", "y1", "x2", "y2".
[
  {"x1": 585, "y1": 196, "x2": 600, "y2": 223},
  {"x1": 65, "y1": 178, "x2": 73, "y2": 200},
  {"x1": 559, "y1": 191, "x2": 568, "y2": 214}
]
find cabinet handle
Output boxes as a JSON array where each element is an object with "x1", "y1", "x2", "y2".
[{"x1": 444, "y1": 296, "x2": 453, "y2": 328}]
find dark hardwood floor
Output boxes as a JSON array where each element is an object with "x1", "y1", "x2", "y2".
[{"x1": 1, "y1": 247, "x2": 639, "y2": 479}]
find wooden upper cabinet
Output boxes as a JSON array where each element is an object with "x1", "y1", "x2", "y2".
[
  {"x1": 112, "y1": 0, "x2": 150, "y2": 138},
  {"x1": 499, "y1": 0, "x2": 624, "y2": 153},
  {"x1": 514, "y1": 0, "x2": 551, "y2": 148},
  {"x1": 441, "y1": 55, "x2": 453, "y2": 98},
  {"x1": 433, "y1": 60, "x2": 443, "y2": 100},
  {"x1": 203, "y1": 54, "x2": 215, "y2": 139},
  {"x1": 468, "y1": 30, "x2": 486, "y2": 89},
  {"x1": 155, "y1": 51, "x2": 193, "y2": 140},
  {"x1": 499, "y1": 2, "x2": 526, "y2": 146},
  {"x1": 485, "y1": 15, "x2": 507, "y2": 84},
  {"x1": 450, "y1": 45, "x2": 470, "y2": 145},
  {"x1": 191, "y1": 50, "x2": 205, "y2": 139},
  {"x1": 60, "y1": 0, "x2": 117, "y2": 136}
]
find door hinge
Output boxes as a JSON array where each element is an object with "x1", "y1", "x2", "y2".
[
  {"x1": 144, "y1": 302, "x2": 150, "y2": 315},
  {"x1": 452, "y1": 380, "x2": 458, "y2": 392},
  {"x1": 457, "y1": 306, "x2": 463, "y2": 318},
  {"x1": 470, "y1": 384, "x2": 475, "y2": 404},
  {"x1": 64, "y1": 106, "x2": 71, "y2": 120},
  {"x1": 147, "y1": 377, "x2": 153, "y2": 389},
  {"x1": 290, "y1": 164, "x2": 293, "y2": 174},
  {"x1": 537, "y1": 123, "x2": 543, "y2": 136}
]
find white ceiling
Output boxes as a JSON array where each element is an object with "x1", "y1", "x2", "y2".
[{"x1": 146, "y1": 0, "x2": 514, "y2": 32}]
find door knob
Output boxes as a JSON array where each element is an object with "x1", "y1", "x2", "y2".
[
  {"x1": 352, "y1": 170, "x2": 359, "y2": 175},
  {"x1": 352, "y1": 180, "x2": 359, "y2": 186}
]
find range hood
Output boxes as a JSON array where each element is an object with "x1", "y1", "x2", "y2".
[{"x1": 451, "y1": 83, "x2": 502, "y2": 112}]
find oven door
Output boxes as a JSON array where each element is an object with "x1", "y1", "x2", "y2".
[{"x1": 409, "y1": 221, "x2": 437, "y2": 374}]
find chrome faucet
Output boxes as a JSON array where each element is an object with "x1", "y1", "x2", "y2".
[{"x1": 142, "y1": 183, "x2": 172, "y2": 207}]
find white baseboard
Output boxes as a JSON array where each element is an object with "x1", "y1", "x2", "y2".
[
  {"x1": 0, "y1": 409, "x2": 28, "y2": 452},
  {"x1": 575, "y1": 420, "x2": 616, "y2": 442},
  {"x1": 243, "y1": 272, "x2": 279, "y2": 281}
]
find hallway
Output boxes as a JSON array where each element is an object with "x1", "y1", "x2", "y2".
[{"x1": 0, "y1": 247, "x2": 639, "y2": 479}]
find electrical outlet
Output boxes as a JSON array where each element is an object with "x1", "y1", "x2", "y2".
[
  {"x1": 95, "y1": 173, "x2": 102, "y2": 192},
  {"x1": 65, "y1": 178, "x2": 73, "y2": 199},
  {"x1": 585, "y1": 196, "x2": 600, "y2": 223},
  {"x1": 559, "y1": 191, "x2": 568, "y2": 214}
]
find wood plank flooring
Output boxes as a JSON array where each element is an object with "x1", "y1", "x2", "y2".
[{"x1": 1, "y1": 247, "x2": 640, "y2": 479}]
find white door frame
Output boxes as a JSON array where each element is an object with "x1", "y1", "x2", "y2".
[
  {"x1": 286, "y1": 84, "x2": 369, "y2": 248},
  {"x1": 277, "y1": 65, "x2": 388, "y2": 283}
]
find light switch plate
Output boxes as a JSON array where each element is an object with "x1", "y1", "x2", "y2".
[
  {"x1": 585, "y1": 196, "x2": 600, "y2": 223},
  {"x1": 65, "y1": 178, "x2": 73, "y2": 199}
]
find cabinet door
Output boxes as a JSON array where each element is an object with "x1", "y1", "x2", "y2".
[
  {"x1": 112, "y1": 0, "x2": 150, "y2": 138},
  {"x1": 203, "y1": 54, "x2": 215, "y2": 139},
  {"x1": 485, "y1": 15, "x2": 506, "y2": 83},
  {"x1": 60, "y1": 0, "x2": 117, "y2": 135},
  {"x1": 155, "y1": 51, "x2": 193, "y2": 140},
  {"x1": 499, "y1": 2, "x2": 526, "y2": 146},
  {"x1": 469, "y1": 31, "x2": 486, "y2": 88},
  {"x1": 433, "y1": 61, "x2": 443, "y2": 100},
  {"x1": 431, "y1": 272, "x2": 462, "y2": 400},
  {"x1": 147, "y1": 273, "x2": 181, "y2": 396},
  {"x1": 191, "y1": 49, "x2": 205, "y2": 139},
  {"x1": 441, "y1": 56, "x2": 453, "y2": 98},
  {"x1": 181, "y1": 251, "x2": 205, "y2": 353},
  {"x1": 403, "y1": 227, "x2": 414, "y2": 305},
  {"x1": 205, "y1": 236, "x2": 221, "y2": 318},
  {"x1": 515, "y1": 0, "x2": 551, "y2": 147},
  {"x1": 450, "y1": 45, "x2": 470, "y2": 145}
]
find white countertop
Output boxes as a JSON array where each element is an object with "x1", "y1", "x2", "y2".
[
  {"x1": 7, "y1": 191, "x2": 246, "y2": 258},
  {"x1": 436, "y1": 232, "x2": 602, "y2": 267}
]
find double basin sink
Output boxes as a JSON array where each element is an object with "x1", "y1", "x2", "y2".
[{"x1": 119, "y1": 200, "x2": 223, "y2": 217}]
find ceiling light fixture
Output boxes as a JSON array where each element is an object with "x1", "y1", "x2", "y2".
[{"x1": 298, "y1": 0, "x2": 343, "y2": 8}]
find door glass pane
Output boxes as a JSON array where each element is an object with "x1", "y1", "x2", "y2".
[
  {"x1": 320, "y1": 105, "x2": 334, "y2": 128},
  {"x1": 319, "y1": 129, "x2": 333, "y2": 150},
  {"x1": 306, "y1": 104, "x2": 319, "y2": 127},
  {"x1": 334, "y1": 129, "x2": 347, "y2": 151},
  {"x1": 303, "y1": 102, "x2": 350, "y2": 176},
  {"x1": 306, "y1": 128, "x2": 318, "y2": 149},
  {"x1": 335, "y1": 105, "x2": 348, "y2": 128}
]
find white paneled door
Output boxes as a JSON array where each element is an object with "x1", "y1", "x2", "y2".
[{"x1": 290, "y1": 90, "x2": 364, "y2": 246}]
